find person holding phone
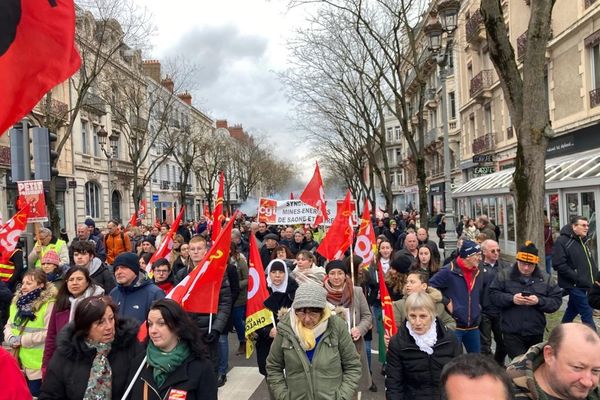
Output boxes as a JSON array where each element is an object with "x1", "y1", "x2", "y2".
[{"x1": 489, "y1": 242, "x2": 563, "y2": 359}]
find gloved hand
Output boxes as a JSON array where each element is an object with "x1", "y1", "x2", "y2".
[{"x1": 203, "y1": 330, "x2": 220, "y2": 344}]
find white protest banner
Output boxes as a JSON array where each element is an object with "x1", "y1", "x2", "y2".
[{"x1": 257, "y1": 198, "x2": 357, "y2": 226}]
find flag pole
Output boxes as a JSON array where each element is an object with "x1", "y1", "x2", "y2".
[
  {"x1": 121, "y1": 355, "x2": 146, "y2": 400},
  {"x1": 349, "y1": 244, "x2": 356, "y2": 329},
  {"x1": 208, "y1": 314, "x2": 213, "y2": 333}
]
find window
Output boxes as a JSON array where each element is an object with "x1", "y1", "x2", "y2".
[
  {"x1": 592, "y1": 43, "x2": 600, "y2": 89},
  {"x1": 81, "y1": 121, "x2": 89, "y2": 154},
  {"x1": 448, "y1": 91, "x2": 456, "y2": 119},
  {"x1": 394, "y1": 126, "x2": 401, "y2": 142},
  {"x1": 467, "y1": 62, "x2": 473, "y2": 81},
  {"x1": 92, "y1": 125, "x2": 99, "y2": 157},
  {"x1": 111, "y1": 132, "x2": 120, "y2": 159},
  {"x1": 485, "y1": 105, "x2": 493, "y2": 133},
  {"x1": 387, "y1": 127, "x2": 393, "y2": 142},
  {"x1": 85, "y1": 181, "x2": 101, "y2": 219}
]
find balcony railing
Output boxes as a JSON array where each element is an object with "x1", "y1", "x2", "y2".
[
  {"x1": 425, "y1": 128, "x2": 439, "y2": 147},
  {"x1": 160, "y1": 181, "x2": 170, "y2": 190},
  {"x1": 81, "y1": 93, "x2": 106, "y2": 115},
  {"x1": 169, "y1": 118, "x2": 180, "y2": 129},
  {"x1": 472, "y1": 132, "x2": 496, "y2": 154},
  {"x1": 469, "y1": 69, "x2": 494, "y2": 99},
  {"x1": 586, "y1": 0, "x2": 597, "y2": 8},
  {"x1": 517, "y1": 31, "x2": 528, "y2": 60},
  {"x1": 465, "y1": 9, "x2": 485, "y2": 44},
  {"x1": 590, "y1": 88, "x2": 600, "y2": 108},
  {"x1": 130, "y1": 116, "x2": 147, "y2": 131},
  {"x1": 44, "y1": 99, "x2": 69, "y2": 119},
  {"x1": 425, "y1": 88, "x2": 438, "y2": 108}
]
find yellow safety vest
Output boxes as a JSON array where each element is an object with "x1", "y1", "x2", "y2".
[
  {"x1": 9, "y1": 301, "x2": 53, "y2": 370},
  {"x1": 35, "y1": 240, "x2": 66, "y2": 268}
]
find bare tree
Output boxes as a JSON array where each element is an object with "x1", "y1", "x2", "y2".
[
  {"x1": 193, "y1": 130, "x2": 228, "y2": 211},
  {"x1": 41, "y1": 0, "x2": 154, "y2": 234},
  {"x1": 480, "y1": 0, "x2": 555, "y2": 248}
]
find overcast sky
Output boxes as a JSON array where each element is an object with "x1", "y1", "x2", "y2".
[{"x1": 137, "y1": 0, "x2": 315, "y2": 180}]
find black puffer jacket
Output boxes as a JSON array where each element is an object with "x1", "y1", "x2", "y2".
[
  {"x1": 187, "y1": 274, "x2": 232, "y2": 335},
  {"x1": 489, "y1": 264, "x2": 563, "y2": 336},
  {"x1": 39, "y1": 318, "x2": 144, "y2": 400},
  {"x1": 552, "y1": 224, "x2": 598, "y2": 289},
  {"x1": 126, "y1": 351, "x2": 217, "y2": 400},
  {"x1": 385, "y1": 320, "x2": 461, "y2": 400}
]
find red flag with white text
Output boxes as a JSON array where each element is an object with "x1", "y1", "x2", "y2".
[
  {"x1": 0, "y1": 0, "x2": 81, "y2": 136},
  {"x1": 211, "y1": 171, "x2": 225, "y2": 242},
  {"x1": 245, "y1": 233, "x2": 272, "y2": 358},
  {"x1": 300, "y1": 162, "x2": 328, "y2": 226},
  {"x1": 0, "y1": 206, "x2": 30, "y2": 265},
  {"x1": 145, "y1": 206, "x2": 185, "y2": 273},
  {"x1": 353, "y1": 200, "x2": 377, "y2": 268},
  {"x1": 316, "y1": 190, "x2": 353, "y2": 260},
  {"x1": 377, "y1": 260, "x2": 398, "y2": 339}
]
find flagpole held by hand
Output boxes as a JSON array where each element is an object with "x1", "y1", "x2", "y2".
[{"x1": 121, "y1": 355, "x2": 147, "y2": 400}]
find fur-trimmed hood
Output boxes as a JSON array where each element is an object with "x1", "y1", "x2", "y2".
[
  {"x1": 426, "y1": 286, "x2": 443, "y2": 303},
  {"x1": 55, "y1": 317, "x2": 139, "y2": 361},
  {"x1": 12, "y1": 282, "x2": 57, "y2": 311}
]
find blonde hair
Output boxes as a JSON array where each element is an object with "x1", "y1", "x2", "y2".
[{"x1": 403, "y1": 291, "x2": 436, "y2": 319}]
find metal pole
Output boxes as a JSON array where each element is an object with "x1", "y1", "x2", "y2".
[
  {"x1": 439, "y1": 39, "x2": 457, "y2": 258},
  {"x1": 107, "y1": 153, "x2": 112, "y2": 220}
]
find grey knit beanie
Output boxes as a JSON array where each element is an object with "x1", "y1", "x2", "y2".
[{"x1": 292, "y1": 282, "x2": 327, "y2": 309}]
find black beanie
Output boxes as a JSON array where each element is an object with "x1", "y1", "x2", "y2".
[
  {"x1": 113, "y1": 252, "x2": 140, "y2": 276},
  {"x1": 325, "y1": 260, "x2": 349, "y2": 275}
]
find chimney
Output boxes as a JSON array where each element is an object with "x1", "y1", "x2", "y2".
[
  {"x1": 177, "y1": 91, "x2": 192, "y2": 106},
  {"x1": 161, "y1": 75, "x2": 174, "y2": 93},
  {"x1": 142, "y1": 60, "x2": 161, "y2": 83},
  {"x1": 228, "y1": 124, "x2": 245, "y2": 141},
  {"x1": 216, "y1": 120, "x2": 228, "y2": 129}
]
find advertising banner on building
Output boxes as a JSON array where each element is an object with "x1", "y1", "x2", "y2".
[
  {"x1": 257, "y1": 198, "x2": 357, "y2": 226},
  {"x1": 17, "y1": 180, "x2": 48, "y2": 223}
]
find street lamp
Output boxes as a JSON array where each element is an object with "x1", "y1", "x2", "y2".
[
  {"x1": 424, "y1": 0, "x2": 461, "y2": 257},
  {"x1": 97, "y1": 125, "x2": 119, "y2": 219}
]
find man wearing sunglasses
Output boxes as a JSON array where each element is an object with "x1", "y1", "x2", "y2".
[{"x1": 479, "y1": 240, "x2": 511, "y2": 365}]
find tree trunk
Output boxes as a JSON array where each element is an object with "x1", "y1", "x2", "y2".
[{"x1": 47, "y1": 177, "x2": 61, "y2": 237}]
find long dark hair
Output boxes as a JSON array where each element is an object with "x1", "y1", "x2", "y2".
[
  {"x1": 73, "y1": 296, "x2": 118, "y2": 340},
  {"x1": 55, "y1": 266, "x2": 94, "y2": 312},
  {"x1": 146, "y1": 299, "x2": 207, "y2": 358}
]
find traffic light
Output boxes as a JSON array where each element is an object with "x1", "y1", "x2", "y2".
[
  {"x1": 9, "y1": 119, "x2": 31, "y2": 182},
  {"x1": 32, "y1": 127, "x2": 59, "y2": 180}
]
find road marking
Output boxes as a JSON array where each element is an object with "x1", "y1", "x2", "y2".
[{"x1": 218, "y1": 366, "x2": 264, "y2": 400}]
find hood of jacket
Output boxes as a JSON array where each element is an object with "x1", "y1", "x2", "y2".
[
  {"x1": 12, "y1": 282, "x2": 57, "y2": 309},
  {"x1": 559, "y1": 224, "x2": 589, "y2": 243},
  {"x1": 426, "y1": 286, "x2": 443, "y2": 303},
  {"x1": 88, "y1": 257, "x2": 104, "y2": 276},
  {"x1": 506, "y1": 342, "x2": 546, "y2": 399},
  {"x1": 55, "y1": 317, "x2": 139, "y2": 360}
]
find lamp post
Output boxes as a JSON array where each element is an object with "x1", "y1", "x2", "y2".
[
  {"x1": 425, "y1": 0, "x2": 461, "y2": 257},
  {"x1": 97, "y1": 126, "x2": 118, "y2": 220}
]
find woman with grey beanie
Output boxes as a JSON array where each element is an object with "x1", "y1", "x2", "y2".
[{"x1": 266, "y1": 282, "x2": 362, "y2": 400}]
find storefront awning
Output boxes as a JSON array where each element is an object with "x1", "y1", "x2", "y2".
[{"x1": 453, "y1": 149, "x2": 600, "y2": 197}]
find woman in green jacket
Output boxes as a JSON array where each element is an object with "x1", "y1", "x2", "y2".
[{"x1": 266, "y1": 283, "x2": 362, "y2": 400}]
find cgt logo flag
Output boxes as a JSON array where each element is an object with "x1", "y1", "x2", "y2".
[
  {"x1": 353, "y1": 199, "x2": 376, "y2": 268},
  {"x1": 0, "y1": 205, "x2": 29, "y2": 267},
  {"x1": 211, "y1": 171, "x2": 225, "y2": 242},
  {"x1": 145, "y1": 206, "x2": 185, "y2": 273},
  {"x1": 300, "y1": 162, "x2": 328, "y2": 226},
  {"x1": 377, "y1": 259, "x2": 398, "y2": 363},
  {"x1": 0, "y1": 0, "x2": 81, "y2": 135},
  {"x1": 245, "y1": 232, "x2": 272, "y2": 358}
]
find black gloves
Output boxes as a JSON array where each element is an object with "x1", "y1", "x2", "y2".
[{"x1": 203, "y1": 330, "x2": 220, "y2": 344}]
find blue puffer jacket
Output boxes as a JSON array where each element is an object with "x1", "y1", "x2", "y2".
[
  {"x1": 429, "y1": 260, "x2": 483, "y2": 329},
  {"x1": 109, "y1": 274, "x2": 165, "y2": 324}
]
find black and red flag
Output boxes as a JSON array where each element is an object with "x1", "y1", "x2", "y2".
[{"x1": 0, "y1": 0, "x2": 81, "y2": 135}]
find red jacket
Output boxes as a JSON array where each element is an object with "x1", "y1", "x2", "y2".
[{"x1": 0, "y1": 347, "x2": 30, "y2": 399}]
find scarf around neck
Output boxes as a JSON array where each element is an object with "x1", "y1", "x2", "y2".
[
  {"x1": 290, "y1": 307, "x2": 330, "y2": 351},
  {"x1": 69, "y1": 285, "x2": 105, "y2": 322},
  {"x1": 83, "y1": 340, "x2": 113, "y2": 400},
  {"x1": 15, "y1": 287, "x2": 43, "y2": 324},
  {"x1": 146, "y1": 341, "x2": 191, "y2": 387},
  {"x1": 323, "y1": 276, "x2": 353, "y2": 308},
  {"x1": 406, "y1": 318, "x2": 438, "y2": 355},
  {"x1": 456, "y1": 257, "x2": 476, "y2": 293}
]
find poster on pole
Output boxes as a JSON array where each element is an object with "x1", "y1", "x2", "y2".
[
  {"x1": 257, "y1": 198, "x2": 357, "y2": 226},
  {"x1": 17, "y1": 180, "x2": 48, "y2": 223}
]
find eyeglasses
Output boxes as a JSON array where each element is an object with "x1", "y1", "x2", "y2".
[
  {"x1": 295, "y1": 308, "x2": 322, "y2": 319},
  {"x1": 154, "y1": 269, "x2": 170, "y2": 274},
  {"x1": 490, "y1": 249, "x2": 501, "y2": 254}
]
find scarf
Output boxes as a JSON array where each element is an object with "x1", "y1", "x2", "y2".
[
  {"x1": 290, "y1": 307, "x2": 331, "y2": 351},
  {"x1": 69, "y1": 285, "x2": 105, "y2": 322},
  {"x1": 293, "y1": 264, "x2": 326, "y2": 285},
  {"x1": 15, "y1": 287, "x2": 43, "y2": 325},
  {"x1": 266, "y1": 262, "x2": 289, "y2": 293},
  {"x1": 323, "y1": 276, "x2": 353, "y2": 308},
  {"x1": 146, "y1": 341, "x2": 191, "y2": 387},
  {"x1": 406, "y1": 318, "x2": 438, "y2": 355},
  {"x1": 456, "y1": 257, "x2": 476, "y2": 293},
  {"x1": 83, "y1": 340, "x2": 113, "y2": 400},
  {"x1": 46, "y1": 271, "x2": 62, "y2": 283},
  {"x1": 380, "y1": 259, "x2": 390, "y2": 275}
]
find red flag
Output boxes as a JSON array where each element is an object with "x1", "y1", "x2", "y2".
[
  {"x1": 316, "y1": 190, "x2": 353, "y2": 260},
  {"x1": 172, "y1": 212, "x2": 235, "y2": 313},
  {"x1": 137, "y1": 213, "x2": 236, "y2": 341},
  {"x1": 0, "y1": 0, "x2": 81, "y2": 136},
  {"x1": 211, "y1": 171, "x2": 225, "y2": 242},
  {"x1": 0, "y1": 206, "x2": 30, "y2": 263},
  {"x1": 126, "y1": 212, "x2": 137, "y2": 229},
  {"x1": 145, "y1": 206, "x2": 185, "y2": 273},
  {"x1": 377, "y1": 260, "x2": 398, "y2": 338},
  {"x1": 138, "y1": 199, "x2": 147, "y2": 221},
  {"x1": 353, "y1": 200, "x2": 377, "y2": 268},
  {"x1": 300, "y1": 162, "x2": 328, "y2": 226},
  {"x1": 290, "y1": 192, "x2": 294, "y2": 200},
  {"x1": 245, "y1": 232, "x2": 272, "y2": 358}
]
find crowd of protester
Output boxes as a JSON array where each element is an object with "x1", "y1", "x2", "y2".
[{"x1": 0, "y1": 210, "x2": 599, "y2": 399}]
